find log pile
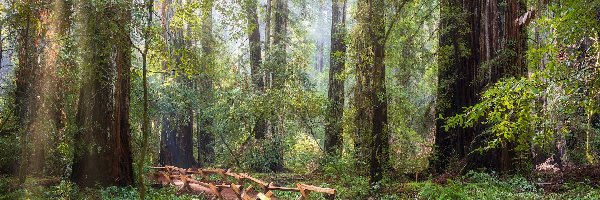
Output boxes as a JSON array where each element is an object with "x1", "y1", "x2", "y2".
[{"x1": 150, "y1": 166, "x2": 336, "y2": 200}]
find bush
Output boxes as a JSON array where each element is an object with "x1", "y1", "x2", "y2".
[{"x1": 416, "y1": 171, "x2": 599, "y2": 200}]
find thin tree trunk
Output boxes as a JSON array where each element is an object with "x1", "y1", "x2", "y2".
[{"x1": 138, "y1": 0, "x2": 153, "y2": 199}]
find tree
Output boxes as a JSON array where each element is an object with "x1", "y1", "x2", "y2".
[
  {"x1": 15, "y1": 0, "x2": 75, "y2": 180},
  {"x1": 434, "y1": 0, "x2": 531, "y2": 174},
  {"x1": 353, "y1": 0, "x2": 387, "y2": 184},
  {"x1": 197, "y1": 0, "x2": 216, "y2": 167},
  {"x1": 267, "y1": 0, "x2": 288, "y2": 172},
  {"x1": 157, "y1": 0, "x2": 196, "y2": 168},
  {"x1": 71, "y1": 0, "x2": 133, "y2": 187},
  {"x1": 245, "y1": 0, "x2": 266, "y2": 140},
  {"x1": 324, "y1": 0, "x2": 346, "y2": 157},
  {"x1": 138, "y1": 0, "x2": 153, "y2": 198},
  {"x1": 158, "y1": 0, "x2": 177, "y2": 167},
  {"x1": 15, "y1": 0, "x2": 42, "y2": 181}
]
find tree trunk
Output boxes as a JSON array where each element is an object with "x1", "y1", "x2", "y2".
[
  {"x1": 16, "y1": 0, "x2": 74, "y2": 178},
  {"x1": 138, "y1": 0, "x2": 153, "y2": 198},
  {"x1": 353, "y1": 0, "x2": 388, "y2": 184},
  {"x1": 324, "y1": 0, "x2": 347, "y2": 157},
  {"x1": 368, "y1": 0, "x2": 387, "y2": 184},
  {"x1": 15, "y1": 0, "x2": 42, "y2": 181},
  {"x1": 197, "y1": 0, "x2": 215, "y2": 167},
  {"x1": 267, "y1": 0, "x2": 287, "y2": 172},
  {"x1": 434, "y1": 0, "x2": 529, "y2": 174},
  {"x1": 272, "y1": 0, "x2": 288, "y2": 75},
  {"x1": 160, "y1": 116, "x2": 178, "y2": 165},
  {"x1": 173, "y1": 1, "x2": 196, "y2": 167},
  {"x1": 353, "y1": 1, "x2": 372, "y2": 176},
  {"x1": 433, "y1": 0, "x2": 478, "y2": 174},
  {"x1": 158, "y1": 0, "x2": 181, "y2": 167},
  {"x1": 71, "y1": 0, "x2": 133, "y2": 187},
  {"x1": 177, "y1": 111, "x2": 195, "y2": 168},
  {"x1": 246, "y1": 0, "x2": 267, "y2": 140}
]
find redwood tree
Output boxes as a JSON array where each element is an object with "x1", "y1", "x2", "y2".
[
  {"x1": 324, "y1": 0, "x2": 347, "y2": 157},
  {"x1": 71, "y1": 0, "x2": 133, "y2": 187},
  {"x1": 353, "y1": 0, "x2": 387, "y2": 184},
  {"x1": 197, "y1": 0, "x2": 216, "y2": 167},
  {"x1": 434, "y1": 0, "x2": 531, "y2": 174}
]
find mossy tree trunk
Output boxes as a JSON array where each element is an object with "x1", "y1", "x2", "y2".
[{"x1": 71, "y1": 0, "x2": 133, "y2": 187}]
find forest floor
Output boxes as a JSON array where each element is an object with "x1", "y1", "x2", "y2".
[{"x1": 1, "y1": 167, "x2": 600, "y2": 199}]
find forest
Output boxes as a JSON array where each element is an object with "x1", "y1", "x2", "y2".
[{"x1": 0, "y1": 0, "x2": 599, "y2": 199}]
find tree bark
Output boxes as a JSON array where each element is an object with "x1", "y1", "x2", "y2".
[
  {"x1": 353, "y1": 0, "x2": 388, "y2": 184},
  {"x1": 15, "y1": 0, "x2": 73, "y2": 178},
  {"x1": 268, "y1": 0, "x2": 287, "y2": 172},
  {"x1": 71, "y1": 0, "x2": 133, "y2": 187},
  {"x1": 245, "y1": 0, "x2": 267, "y2": 140},
  {"x1": 177, "y1": 111, "x2": 195, "y2": 168},
  {"x1": 368, "y1": 0, "x2": 387, "y2": 184},
  {"x1": 324, "y1": 0, "x2": 347, "y2": 157},
  {"x1": 157, "y1": 0, "x2": 189, "y2": 167},
  {"x1": 138, "y1": 0, "x2": 153, "y2": 199},
  {"x1": 434, "y1": 0, "x2": 528, "y2": 174},
  {"x1": 15, "y1": 0, "x2": 42, "y2": 181},
  {"x1": 158, "y1": 0, "x2": 176, "y2": 166},
  {"x1": 197, "y1": 0, "x2": 215, "y2": 167}
]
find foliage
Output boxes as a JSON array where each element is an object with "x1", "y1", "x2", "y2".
[
  {"x1": 442, "y1": 0, "x2": 600, "y2": 164},
  {"x1": 0, "y1": 177, "x2": 205, "y2": 200},
  {"x1": 417, "y1": 171, "x2": 600, "y2": 200},
  {"x1": 443, "y1": 75, "x2": 550, "y2": 152}
]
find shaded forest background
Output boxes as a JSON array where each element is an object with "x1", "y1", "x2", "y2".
[{"x1": 0, "y1": 0, "x2": 599, "y2": 199}]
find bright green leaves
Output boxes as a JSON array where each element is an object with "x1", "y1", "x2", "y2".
[{"x1": 443, "y1": 75, "x2": 549, "y2": 152}]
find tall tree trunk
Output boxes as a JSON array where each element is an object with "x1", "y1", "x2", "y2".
[
  {"x1": 197, "y1": 0, "x2": 215, "y2": 167},
  {"x1": 158, "y1": 0, "x2": 179, "y2": 166},
  {"x1": 173, "y1": 0, "x2": 196, "y2": 169},
  {"x1": 353, "y1": 1, "x2": 372, "y2": 176},
  {"x1": 434, "y1": 0, "x2": 529, "y2": 174},
  {"x1": 368, "y1": 0, "x2": 387, "y2": 184},
  {"x1": 433, "y1": 0, "x2": 478, "y2": 174},
  {"x1": 15, "y1": 0, "x2": 42, "y2": 181},
  {"x1": 158, "y1": 0, "x2": 171, "y2": 165},
  {"x1": 324, "y1": 0, "x2": 347, "y2": 157},
  {"x1": 15, "y1": 0, "x2": 73, "y2": 179},
  {"x1": 245, "y1": 0, "x2": 266, "y2": 140},
  {"x1": 48, "y1": 0, "x2": 75, "y2": 178},
  {"x1": 265, "y1": 0, "x2": 272, "y2": 52},
  {"x1": 353, "y1": 0, "x2": 388, "y2": 184},
  {"x1": 71, "y1": 0, "x2": 133, "y2": 187},
  {"x1": 272, "y1": 0, "x2": 288, "y2": 83},
  {"x1": 268, "y1": 0, "x2": 287, "y2": 172},
  {"x1": 138, "y1": 0, "x2": 153, "y2": 198}
]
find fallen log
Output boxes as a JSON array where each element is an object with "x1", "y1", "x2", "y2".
[{"x1": 150, "y1": 165, "x2": 337, "y2": 200}]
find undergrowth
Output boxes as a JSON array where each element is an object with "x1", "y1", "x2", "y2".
[
  {"x1": 412, "y1": 171, "x2": 600, "y2": 200},
  {"x1": 2, "y1": 171, "x2": 599, "y2": 199},
  {"x1": 0, "y1": 177, "x2": 206, "y2": 200}
]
